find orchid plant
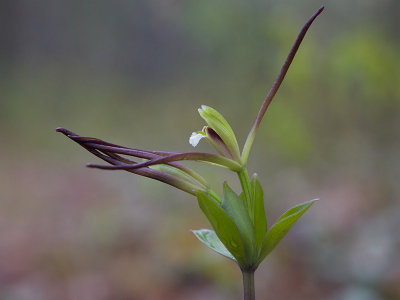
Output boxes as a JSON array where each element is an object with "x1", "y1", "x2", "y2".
[{"x1": 57, "y1": 7, "x2": 324, "y2": 300}]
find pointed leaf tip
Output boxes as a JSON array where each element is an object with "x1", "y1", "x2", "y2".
[
  {"x1": 257, "y1": 199, "x2": 317, "y2": 264},
  {"x1": 191, "y1": 229, "x2": 236, "y2": 261}
]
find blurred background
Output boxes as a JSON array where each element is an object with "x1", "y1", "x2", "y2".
[{"x1": 1, "y1": 0, "x2": 399, "y2": 299}]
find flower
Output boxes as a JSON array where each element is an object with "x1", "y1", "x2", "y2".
[
  {"x1": 191, "y1": 105, "x2": 242, "y2": 164},
  {"x1": 189, "y1": 130, "x2": 206, "y2": 147}
]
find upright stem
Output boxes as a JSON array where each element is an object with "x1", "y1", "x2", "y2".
[
  {"x1": 242, "y1": 269, "x2": 255, "y2": 300},
  {"x1": 238, "y1": 168, "x2": 253, "y2": 221}
]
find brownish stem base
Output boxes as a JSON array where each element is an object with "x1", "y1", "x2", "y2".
[{"x1": 242, "y1": 270, "x2": 255, "y2": 300}]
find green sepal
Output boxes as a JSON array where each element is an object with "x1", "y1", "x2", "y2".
[
  {"x1": 198, "y1": 105, "x2": 241, "y2": 163},
  {"x1": 257, "y1": 199, "x2": 318, "y2": 264},
  {"x1": 196, "y1": 191, "x2": 246, "y2": 266},
  {"x1": 251, "y1": 175, "x2": 267, "y2": 250},
  {"x1": 191, "y1": 229, "x2": 236, "y2": 261},
  {"x1": 221, "y1": 183, "x2": 256, "y2": 265}
]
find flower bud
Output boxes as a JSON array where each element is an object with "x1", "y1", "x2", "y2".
[{"x1": 191, "y1": 105, "x2": 242, "y2": 163}]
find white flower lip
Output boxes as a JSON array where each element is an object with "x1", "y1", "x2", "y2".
[{"x1": 189, "y1": 132, "x2": 205, "y2": 147}]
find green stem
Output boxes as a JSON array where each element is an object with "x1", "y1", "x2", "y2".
[
  {"x1": 242, "y1": 269, "x2": 255, "y2": 300},
  {"x1": 237, "y1": 168, "x2": 253, "y2": 222}
]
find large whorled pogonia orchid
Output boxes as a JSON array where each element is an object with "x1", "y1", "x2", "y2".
[{"x1": 57, "y1": 6, "x2": 324, "y2": 300}]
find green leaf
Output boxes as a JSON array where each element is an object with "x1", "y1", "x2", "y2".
[
  {"x1": 196, "y1": 191, "x2": 246, "y2": 266},
  {"x1": 251, "y1": 175, "x2": 267, "y2": 250},
  {"x1": 257, "y1": 199, "x2": 318, "y2": 264},
  {"x1": 221, "y1": 183, "x2": 256, "y2": 264},
  {"x1": 191, "y1": 229, "x2": 236, "y2": 261},
  {"x1": 239, "y1": 191, "x2": 246, "y2": 206}
]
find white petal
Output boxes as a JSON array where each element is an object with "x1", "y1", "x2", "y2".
[{"x1": 189, "y1": 132, "x2": 205, "y2": 147}]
